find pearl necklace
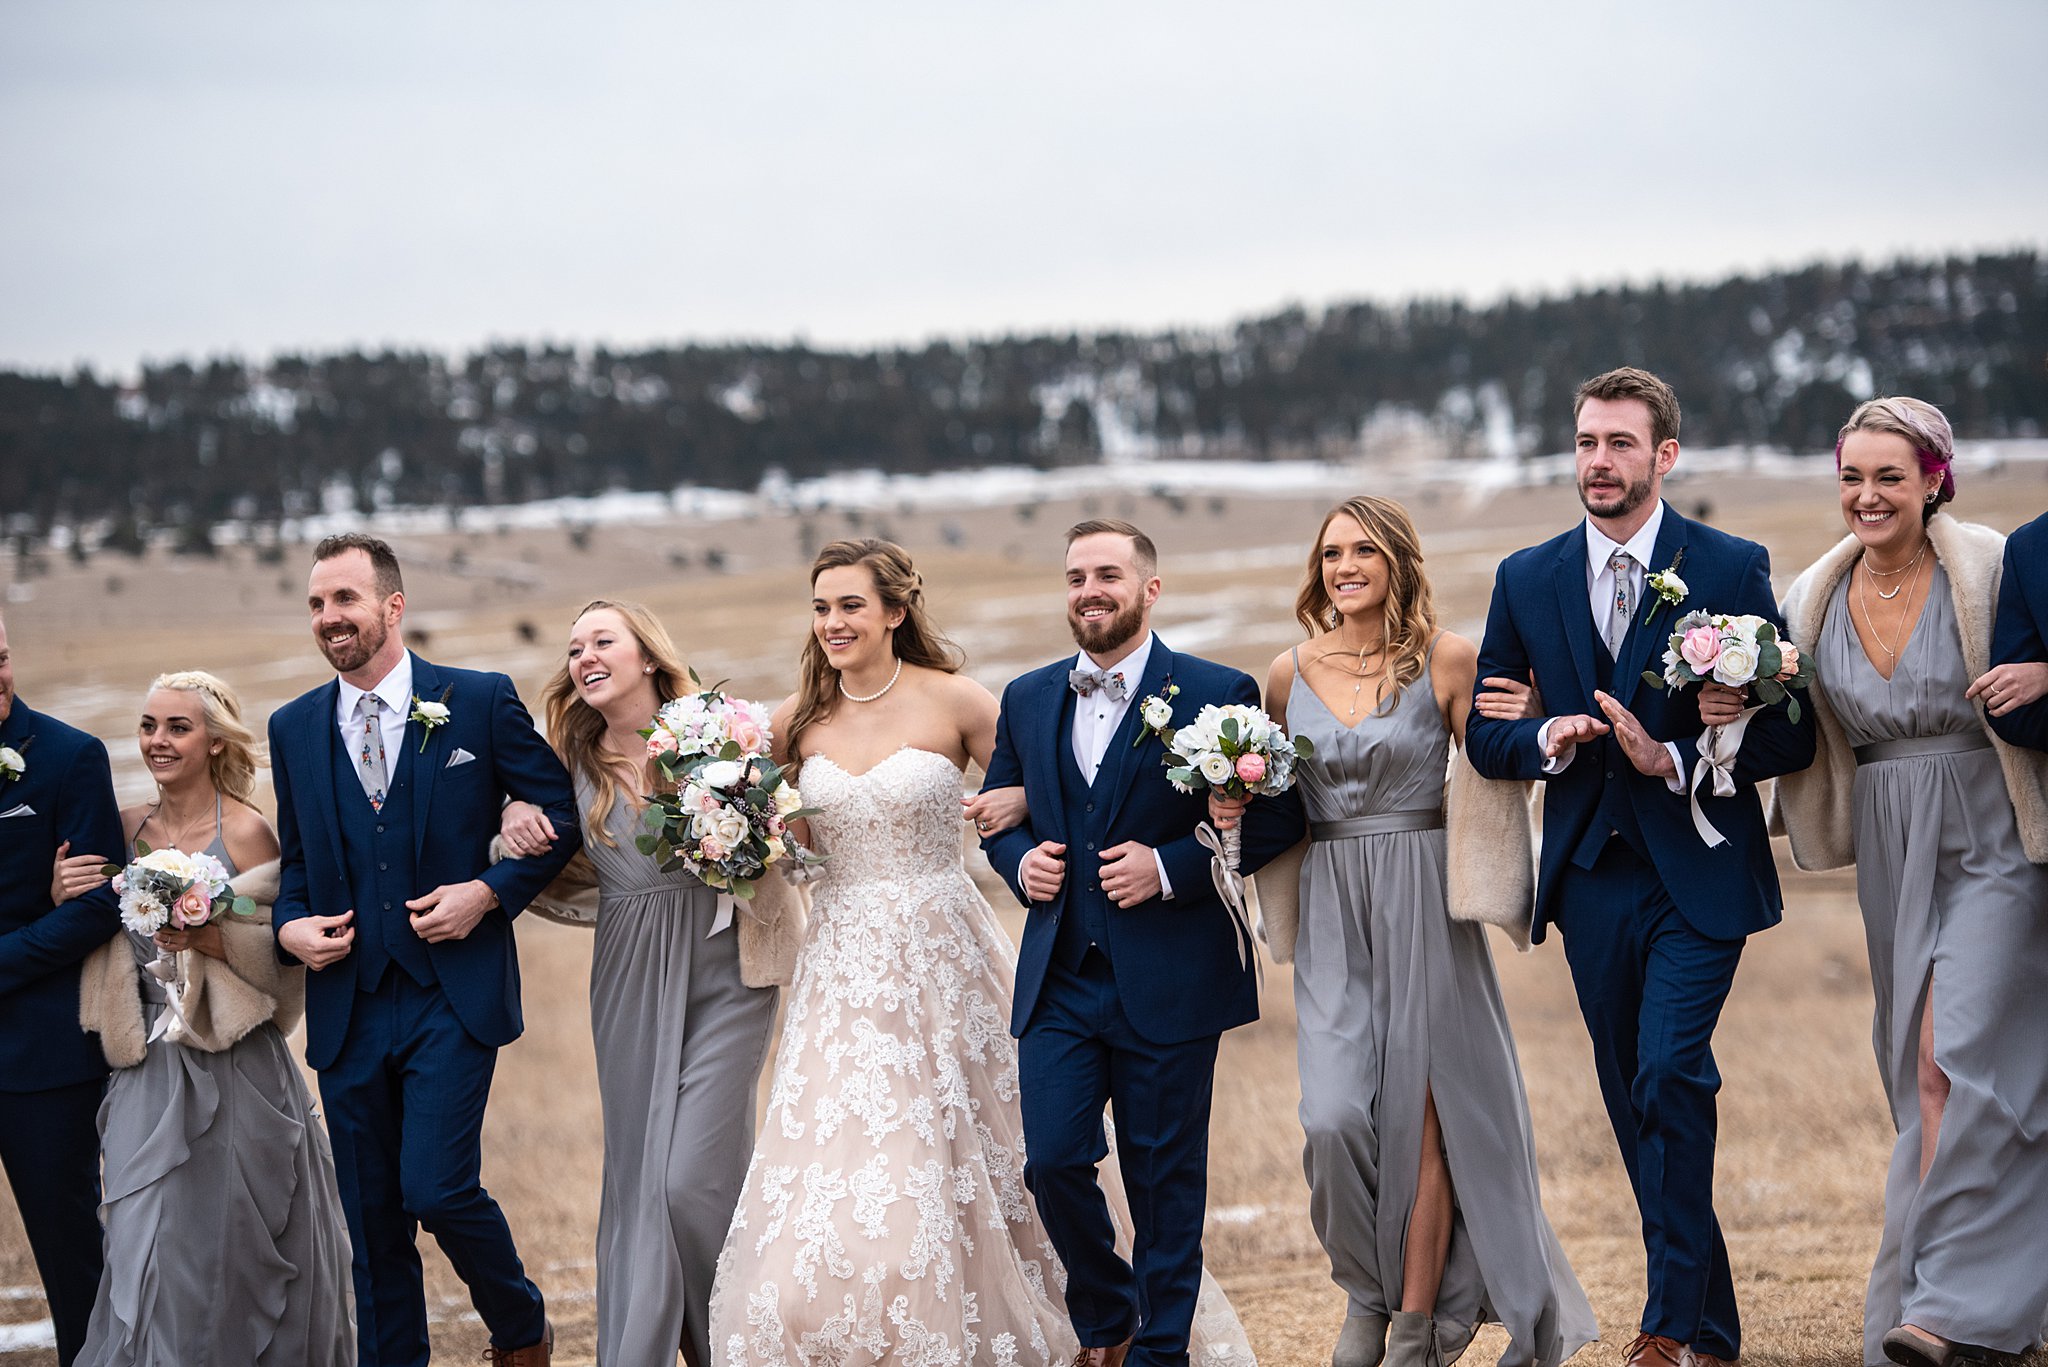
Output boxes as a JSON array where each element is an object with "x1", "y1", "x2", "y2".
[{"x1": 838, "y1": 658, "x2": 903, "y2": 704}]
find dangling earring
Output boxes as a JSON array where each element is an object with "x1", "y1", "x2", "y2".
[{"x1": 1326, "y1": 607, "x2": 1341, "y2": 628}]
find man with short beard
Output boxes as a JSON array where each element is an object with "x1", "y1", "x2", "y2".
[
  {"x1": 979, "y1": 519, "x2": 1303, "y2": 1366},
  {"x1": 268, "y1": 535, "x2": 581, "y2": 1367},
  {"x1": 0, "y1": 612, "x2": 122, "y2": 1366},
  {"x1": 1466, "y1": 369, "x2": 1815, "y2": 1367}
]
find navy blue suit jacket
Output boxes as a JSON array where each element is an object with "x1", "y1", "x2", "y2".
[
  {"x1": 980, "y1": 638, "x2": 1304, "y2": 1044},
  {"x1": 269, "y1": 655, "x2": 581, "y2": 1071},
  {"x1": 1988, "y1": 511, "x2": 2048, "y2": 752},
  {"x1": 0, "y1": 700, "x2": 124, "y2": 1091},
  {"x1": 1466, "y1": 505, "x2": 1815, "y2": 943}
]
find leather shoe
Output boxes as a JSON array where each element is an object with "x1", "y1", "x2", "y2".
[
  {"x1": 1683, "y1": 1349, "x2": 1739, "y2": 1367},
  {"x1": 483, "y1": 1318, "x2": 553, "y2": 1366},
  {"x1": 1623, "y1": 1333, "x2": 1685, "y2": 1367},
  {"x1": 1071, "y1": 1335, "x2": 1133, "y2": 1367}
]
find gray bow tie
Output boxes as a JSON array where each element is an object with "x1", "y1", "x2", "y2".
[{"x1": 1069, "y1": 667, "x2": 1129, "y2": 701}]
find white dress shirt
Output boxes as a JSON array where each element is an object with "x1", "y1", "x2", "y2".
[
  {"x1": 335, "y1": 650, "x2": 416, "y2": 770},
  {"x1": 1021, "y1": 633, "x2": 1174, "y2": 900},
  {"x1": 1538, "y1": 505, "x2": 1688, "y2": 792}
]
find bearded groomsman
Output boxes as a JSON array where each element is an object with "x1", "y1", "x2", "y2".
[
  {"x1": 1466, "y1": 369, "x2": 1815, "y2": 1367},
  {"x1": 0, "y1": 612, "x2": 122, "y2": 1366},
  {"x1": 270, "y1": 534, "x2": 581, "y2": 1367}
]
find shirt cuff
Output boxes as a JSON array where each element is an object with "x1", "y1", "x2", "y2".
[
  {"x1": 1536, "y1": 719, "x2": 1575, "y2": 774},
  {"x1": 1154, "y1": 849, "x2": 1174, "y2": 900},
  {"x1": 1663, "y1": 741, "x2": 1689, "y2": 795}
]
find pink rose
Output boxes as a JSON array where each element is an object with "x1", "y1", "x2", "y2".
[
  {"x1": 1234, "y1": 752, "x2": 1267, "y2": 785},
  {"x1": 730, "y1": 718, "x2": 765, "y2": 753},
  {"x1": 174, "y1": 888, "x2": 212, "y2": 928},
  {"x1": 699, "y1": 838, "x2": 728, "y2": 862},
  {"x1": 1775, "y1": 642, "x2": 1801, "y2": 680},
  {"x1": 1679, "y1": 626, "x2": 1722, "y2": 674},
  {"x1": 646, "y1": 730, "x2": 679, "y2": 757}
]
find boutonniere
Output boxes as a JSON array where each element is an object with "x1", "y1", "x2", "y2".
[
  {"x1": 410, "y1": 686, "x2": 454, "y2": 752},
  {"x1": 0, "y1": 738, "x2": 28, "y2": 783},
  {"x1": 1644, "y1": 549, "x2": 1689, "y2": 622},
  {"x1": 1132, "y1": 679, "x2": 1180, "y2": 748}
]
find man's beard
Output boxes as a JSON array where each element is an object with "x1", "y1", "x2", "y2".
[
  {"x1": 318, "y1": 619, "x2": 387, "y2": 674},
  {"x1": 1578, "y1": 470, "x2": 1654, "y2": 521},
  {"x1": 1068, "y1": 597, "x2": 1146, "y2": 656}
]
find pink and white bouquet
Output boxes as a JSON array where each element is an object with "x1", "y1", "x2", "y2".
[
  {"x1": 1644, "y1": 611, "x2": 1815, "y2": 723},
  {"x1": 1160, "y1": 701, "x2": 1314, "y2": 878},
  {"x1": 636, "y1": 678, "x2": 821, "y2": 897},
  {"x1": 106, "y1": 842, "x2": 254, "y2": 936}
]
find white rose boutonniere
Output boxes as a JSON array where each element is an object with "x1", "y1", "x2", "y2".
[
  {"x1": 1132, "y1": 679, "x2": 1180, "y2": 749},
  {"x1": 0, "y1": 744, "x2": 25, "y2": 784},
  {"x1": 1645, "y1": 549, "x2": 1689, "y2": 623},
  {"x1": 410, "y1": 687, "x2": 454, "y2": 752}
]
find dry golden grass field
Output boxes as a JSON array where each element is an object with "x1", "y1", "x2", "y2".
[{"x1": 2, "y1": 460, "x2": 2044, "y2": 1365}]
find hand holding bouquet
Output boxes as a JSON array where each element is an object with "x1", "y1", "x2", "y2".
[
  {"x1": 1160, "y1": 702, "x2": 1314, "y2": 875},
  {"x1": 107, "y1": 842, "x2": 254, "y2": 936},
  {"x1": 636, "y1": 678, "x2": 822, "y2": 897},
  {"x1": 1645, "y1": 611, "x2": 1815, "y2": 723}
]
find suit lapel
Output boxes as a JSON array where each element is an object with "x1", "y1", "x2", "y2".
[
  {"x1": 302, "y1": 682, "x2": 350, "y2": 873},
  {"x1": 1553, "y1": 532, "x2": 1602, "y2": 704},
  {"x1": 408, "y1": 656, "x2": 442, "y2": 862},
  {"x1": 1102, "y1": 637, "x2": 1172, "y2": 830},
  {"x1": 1027, "y1": 665, "x2": 1071, "y2": 846},
  {"x1": 1614, "y1": 506, "x2": 1689, "y2": 706}
]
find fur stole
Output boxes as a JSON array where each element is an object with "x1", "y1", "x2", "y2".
[
  {"x1": 1770, "y1": 514, "x2": 2048, "y2": 869},
  {"x1": 79, "y1": 859, "x2": 304, "y2": 1069}
]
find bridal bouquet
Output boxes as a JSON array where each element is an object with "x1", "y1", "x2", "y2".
[
  {"x1": 1643, "y1": 611, "x2": 1814, "y2": 723},
  {"x1": 636, "y1": 679, "x2": 822, "y2": 897},
  {"x1": 1160, "y1": 702, "x2": 1314, "y2": 875},
  {"x1": 106, "y1": 842, "x2": 254, "y2": 936}
]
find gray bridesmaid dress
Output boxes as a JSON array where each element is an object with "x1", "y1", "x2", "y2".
[
  {"x1": 81, "y1": 821, "x2": 354, "y2": 1366},
  {"x1": 579, "y1": 778, "x2": 779, "y2": 1367},
  {"x1": 1816, "y1": 565, "x2": 2048, "y2": 1363},
  {"x1": 1289, "y1": 648, "x2": 1595, "y2": 1367}
]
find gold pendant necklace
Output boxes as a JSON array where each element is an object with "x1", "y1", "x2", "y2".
[{"x1": 1856, "y1": 551, "x2": 1926, "y2": 666}]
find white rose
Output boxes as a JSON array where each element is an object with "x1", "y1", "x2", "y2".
[
  {"x1": 1711, "y1": 640, "x2": 1758, "y2": 686},
  {"x1": 0, "y1": 746, "x2": 23, "y2": 778},
  {"x1": 708, "y1": 809, "x2": 752, "y2": 850},
  {"x1": 1197, "y1": 752, "x2": 1234, "y2": 785},
  {"x1": 698, "y1": 759, "x2": 746, "y2": 791},
  {"x1": 413, "y1": 700, "x2": 451, "y2": 724},
  {"x1": 773, "y1": 782, "x2": 803, "y2": 816},
  {"x1": 1141, "y1": 696, "x2": 1173, "y2": 730},
  {"x1": 1653, "y1": 569, "x2": 1688, "y2": 599}
]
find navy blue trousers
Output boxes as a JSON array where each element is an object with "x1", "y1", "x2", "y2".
[
  {"x1": 1019, "y1": 951, "x2": 1220, "y2": 1367},
  {"x1": 319, "y1": 972, "x2": 543, "y2": 1367},
  {"x1": 1555, "y1": 843, "x2": 1745, "y2": 1359},
  {"x1": 0, "y1": 1079, "x2": 104, "y2": 1366}
]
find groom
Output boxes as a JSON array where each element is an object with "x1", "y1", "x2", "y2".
[
  {"x1": 1467, "y1": 369, "x2": 1814, "y2": 1367},
  {"x1": 271, "y1": 534, "x2": 581, "y2": 1367},
  {"x1": 982, "y1": 519, "x2": 1303, "y2": 1367}
]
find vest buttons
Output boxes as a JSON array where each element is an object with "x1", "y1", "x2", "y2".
[
  {"x1": 376, "y1": 824, "x2": 386, "y2": 833},
  {"x1": 1085, "y1": 842, "x2": 1095, "y2": 852},
  {"x1": 1086, "y1": 802, "x2": 1095, "y2": 812},
  {"x1": 378, "y1": 862, "x2": 388, "y2": 871}
]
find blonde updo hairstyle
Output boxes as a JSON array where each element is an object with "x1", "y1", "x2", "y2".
[
  {"x1": 1293, "y1": 496, "x2": 1439, "y2": 717},
  {"x1": 539, "y1": 599, "x2": 693, "y2": 847},
  {"x1": 147, "y1": 670, "x2": 263, "y2": 805},
  {"x1": 784, "y1": 539, "x2": 964, "y2": 776}
]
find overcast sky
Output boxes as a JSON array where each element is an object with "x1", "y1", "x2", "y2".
[{"x1": 3, "y1": 1, "x2": 2044, "y2": 375}]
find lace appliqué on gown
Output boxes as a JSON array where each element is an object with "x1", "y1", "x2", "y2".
[{"x1": 708, "y1": 747, "x2": 1253, "y2": 1367}]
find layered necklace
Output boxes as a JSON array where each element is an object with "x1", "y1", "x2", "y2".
[
  {"x1": 1314, "y1": 636, "x2": 1388, "y2": 719},
  {"x1": 1855, "y1": 541, "x2": 1929, "y2": 669},
  {"x1": 1863, "y1": 539, "x2": 1927, "y2": 600}
]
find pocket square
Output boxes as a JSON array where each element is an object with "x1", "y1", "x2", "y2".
[
  {"x1": 0, "y1": 803, "x2": 35, "y2": 819},
  {"x1": 445, "y1": 748, "x2": 478, "y2": 769}
]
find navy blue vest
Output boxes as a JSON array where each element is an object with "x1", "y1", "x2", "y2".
[
  {"x1": 331, "y1": 724, "x2": 436, "y2": 990},
  {"x1": 1569, "y1": 628, "x2": 1653, "y2": 869},
  {"x1": 1052, "y1": 688, "x2": 1129, "y2": 971}
]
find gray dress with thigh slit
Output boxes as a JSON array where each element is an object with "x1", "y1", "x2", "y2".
[
  {"x1": 580, "y1": 778, "x2": 780, "y2": 1367},
  {"x1": 1289, "y1": 650, "x2": 1595, "y2": 1367},
  {"x1": 1816, "y1": 564, "x2": 2048, "y2": 1363}
]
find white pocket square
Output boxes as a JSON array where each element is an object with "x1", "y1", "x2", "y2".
[
  {"x1": 445, "y1": 748, "x2": 478, "y2": 769},
  {"x1": 0, "y1": 803, "x2": 35, "y2": 819}
]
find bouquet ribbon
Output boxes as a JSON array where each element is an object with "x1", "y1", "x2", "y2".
[
  {"x1": 1195, "y1": 821, "x2": 1261, "y2": 987},
  {"x1": 709, "y1": 894, "x2": 737, "y2": 938},
  {"x1": 1687, "y1": 705, "x2": 1763, "y2": 848},
  {"x1": 143, "y1": 951, "x2": 191, "y2": 1045}
]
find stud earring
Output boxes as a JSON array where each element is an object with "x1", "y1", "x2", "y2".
[{"x1": 644, "y1": 665, "x2": 655, "y2": 674}]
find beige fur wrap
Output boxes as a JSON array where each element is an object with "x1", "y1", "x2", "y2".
[
  {"x1": 79, "y1": 859, "x2": 304, "y2": 1069},
  {"x1": 512, "y1": 841, "x2": 805, "y2": 988},
  {"x1": 1251, "y1": 742, "x2": 1537, "y2": 960},
  {"x1": 1769, "y1": 513, "x2": 2048, "y2": 870}
]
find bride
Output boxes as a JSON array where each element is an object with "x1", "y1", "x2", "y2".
[{"x1": 707, "y1": 539, "x2": 1251, "y2": 1366}]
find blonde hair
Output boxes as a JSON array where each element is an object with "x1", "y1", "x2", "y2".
[
  {"x1": 786, "y1": 540, "x2": 964, "y2": 776},
  {"x1": 1837, "y1": 395, "x2": 1957, "y2": 518},
  {"x1": 1293, "y1": 496, "x2": 1438, "y2": 716},
  {"x1": 538, "y1": 600, "x2": 692, "y2": 847},
  {"x1": 146, "y1": 670, "x2": 262, "y2": 805}
]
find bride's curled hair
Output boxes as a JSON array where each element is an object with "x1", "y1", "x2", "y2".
[
  {"x1": 785, "y1": 539, "x2": 964, "y2": 775},
  {"x1": 539, "y1": 599, "x2": 692, "y2": 847},
  {"x1": 1293, "y1": 496, "x2": 1438, "y2": 715}
]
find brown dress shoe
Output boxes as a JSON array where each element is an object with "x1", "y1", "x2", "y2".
[
  {"x1": 1623, "y1": 1333, "x2": 1686, "y2": 1367},
  {"x1": 1684, "y1": 1349, "x2": 1739, "y2": 1367},
  {"x1": 1071, "y1": 1335, "x2": 1133, "y2": 1367},
  {"x1": 482, "y1": 1318, "x2": 553, "y2": 1366}
]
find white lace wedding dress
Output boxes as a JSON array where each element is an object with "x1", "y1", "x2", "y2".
[{"x1": 707, "y1": 746, "x2": 1254, "y2": 1366}]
